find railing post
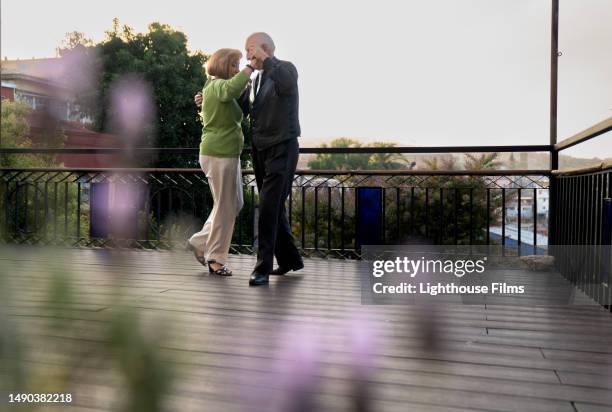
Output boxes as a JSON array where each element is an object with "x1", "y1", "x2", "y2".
[
  {"x1": 549, "y1": 151, "x2": 559, "y2": 246},
  {"x1": 550, "y1": 0, "x2": 559, "y2": 149},
  {"x1": 603, "y1": 198, "x2": 612, "y2": 289},
  {"x1": 548, "y1": 0, "x2": 560, "y2": 247}
]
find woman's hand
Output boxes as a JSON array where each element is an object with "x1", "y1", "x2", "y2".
[{"x1": 194, "y1": 92, "x2": 203, "y2": 108}]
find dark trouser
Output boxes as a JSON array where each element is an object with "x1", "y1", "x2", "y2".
[{"x1": 252, "y1": 138, "x2": 302, "y2": 274}]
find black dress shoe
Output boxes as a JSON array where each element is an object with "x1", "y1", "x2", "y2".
[
  {"x1": 249, "y1": 272, "x2": 269, "y2": 286},
  {"x1": 270, "y1": 261, "x2": 304, "y2": 276}
]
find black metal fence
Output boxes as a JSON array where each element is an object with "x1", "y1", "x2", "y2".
[
  {"x1": 0, "y1": 167, "x2": 550, "y2": 258},
  {"x1": 2, "y1": 116, "x2": 610, "y2": 310},
  {"x1": 548, "y1": 119, "x2": 612, "y2": 309},
  {"x1": 550, "y1": 166, "x2": 612, "y2": 308}
]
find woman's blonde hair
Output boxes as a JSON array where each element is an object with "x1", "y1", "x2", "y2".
[{"x1": 206, "y1": 48, "x2": 242, "y2": 79}]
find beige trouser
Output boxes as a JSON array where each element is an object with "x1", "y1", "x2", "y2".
[{"x1": 189, "y1": 155, "x2": 243, "y2": 265}]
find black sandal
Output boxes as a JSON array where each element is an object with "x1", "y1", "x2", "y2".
[{"x1": 208, "y1": 261, "x2": 232, "y2": 276}]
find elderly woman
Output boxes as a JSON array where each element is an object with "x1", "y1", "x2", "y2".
[{"x1": 188, "y1": 48, "x2": 255, "y2": 275}]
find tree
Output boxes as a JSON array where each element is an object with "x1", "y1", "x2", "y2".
[
  {"x1": 368, "y1": 142, "x2": 410, "y2": 170},
  {"x1": 62, "y1": 20, "x2": 208, "y2": 167},
  {"x1": 423, "y1": 155, "x2": 459, "y2": 171},
  {"x1": 418, "y1": 152, "x2": 505, "y2": 244},
  {"x1": 465, "y1": 153, "x2": 501, "y2": 171},
  {"x1": 0, "y1": 101, "x2": 86, "y2": 243},
  {"x1": 0, "y1": 101, "x2": 31, "y2": 167},
  {"x1": 307, "y1": 138, "x2": 368, "y2": 170},
  {"x1": 307, "y1": 138, "x2": 409, "y2": 171},
  {"x1": 508, "y1": 152, "x2": 517, "y2": 168},
  {"x1": 0, "y1": 101, "x2": 63, "y2": 167},
  {"x1": 57, "y1": 31, "x2": 94, "y2": 55}
]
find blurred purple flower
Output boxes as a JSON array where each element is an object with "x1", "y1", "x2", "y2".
[
  {"x1": 108, "y1": 74, "x2": 155, "y2": 144},
  {"x1": 58, "y1": 46, "x2": 100, "y2": 96},
  {"x1": 348, "y1": 310, "x2": 379, "y2": 376}
]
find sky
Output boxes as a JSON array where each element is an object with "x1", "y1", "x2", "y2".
[{"x1": 1, "y1": 0, "x2": 611, "y2": 158}]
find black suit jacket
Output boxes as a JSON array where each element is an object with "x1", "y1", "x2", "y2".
[{"x1": 251, "y1": 56, "x2": 300, "y2": 150}]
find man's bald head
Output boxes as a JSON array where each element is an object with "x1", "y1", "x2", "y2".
[{"x1": 246, "y1": 32, "x2": 276, "y2": 55}]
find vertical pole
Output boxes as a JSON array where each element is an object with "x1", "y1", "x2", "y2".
[
  {"x1": 341, "y1": 186, "x2": 345, "y2": 252},
  {"x1": 425, "y1": 188, "x2": 429, "y2": 240},
  {"x1": 533, "y1": 188, "x2": 538, "y2": 254},
  {"x1": 518, "y1": 189, "x2": 522, "y2": 256},
  {"x1": 550, "y1": 0, "x2": 559, "y2": 151},
  {"x1": 396, "y1": 187, "x2": 401, "y2": 243},
  {"x1": 382, "y1": 188, "x2": 386, "y2": 245},
  {"x1": 549, "y1": 0, "x2": 560, "y2": 247},
  {"x1": 77, "y1": 182, "x2": 81, "y2": 243},
  {"x1": 327, "y1": 187, "x2": 332, "y2": 252},
  {"x1": 440, "y1": 188, "x2": 444, "y2": 244},
  {"x1": 301, "y1": 186, "x2": 306, "y2": 249},
  {"x1": 314, "y1": 186, "x2": 319, "y2": 250},
  {"x1": 486, "y1": 188, "x2": 490, "y2": 245},
  {"x1": 251, "y1": 186, "x2": 256, "y2": 249}
]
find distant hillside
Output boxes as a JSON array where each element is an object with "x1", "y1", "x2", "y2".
[{"x1": 299, "y1": 137, "x2": 611, "y2": 170}]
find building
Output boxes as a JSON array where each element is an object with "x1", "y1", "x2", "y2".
[
  {"x1": 1, "y1": 58, "x2": 83, "y2": 121},
  {"x1": 505, "y1": 188, "x2": 549, "y2": 219},
  {"x1": 2, "y1": 57, "x2": 120, "y2": 167}
]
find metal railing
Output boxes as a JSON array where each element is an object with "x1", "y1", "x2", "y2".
[
  {"x1": 2, "y1": 118, "x2": 611, "y2": 309},
  {"x1": 0, "y1": 144, "x2": 553, "y2": 155},
  {"x1": 549, "y1": 117, "x2": 612, "y2": 308},
  {"x1": 0, "y1": 165, "x2": 550, "y2": 259},
  {"x1": 0, "y1": 117, "x2": 608, "y2": 255}
]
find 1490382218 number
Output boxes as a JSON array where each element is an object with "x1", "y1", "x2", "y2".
[{"x1": 8, "y1": 393, "x2": 73, "y2": 403}]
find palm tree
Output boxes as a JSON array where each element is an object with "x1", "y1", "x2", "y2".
[
  {"x1": 423, "y1": 155, "x2": 459, "y2": 171},
  {"x1": 464, "y1": 153, "x2": 502, "y2": 170},
  {"x1": 368, "y1": 142, "x2": 410, "y2": 170},
  {"x1": 307, "y1": 138, "x2": 370, "y2": 171}
]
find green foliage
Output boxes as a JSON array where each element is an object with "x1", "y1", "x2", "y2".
[
  {"x1": 422, "y1": 155, "x2": 458, "y2": 171},
  {"x1": 1, "y1": 100, "x2": 65, "y2": 167},
  {"x1": 291, "y1": 180, "x2": 505, "y2": 250},
  {"x1": 58, "y1": 31, "x2": 94, "y2": 52},
  {"x1": 1, "y1": 100, "x2": 31, "y2": 145},
  {"x1": 464, "y1": 153, "x2": 502, "y2": 170},
  {"x1": 0, "y1": 101, "x2": 90, "y2": 243},
  {"x1": 368, "y1": 142, "x2": 411, "y2": 170},
  {"x1": 231, "y1": 185, "x2": 256, "y2": 248},
  {"x1": 290, "y1": 186, "x2": 357, "y2": 253},
  {"x1": 408, "y1": 153, "x2": 505, "y2": 244},
  {"x1": 307, "y1": 138, "x2": 368, "y2": 170},
  {"x1": 241, "y1": 118, "x2": 253, "y2": 169},
  {"x1": 297, "y1": 150, "x2": 507, "y2": 249},
  {"x1": 307, "y1": 138, "x2": 410, "y2": 171},
  {"x1": 62, "y1": 20, "x2": 208, "y2": 167},
  {"x1": 423, "y1": 153, "x2": 502, "y2": 172}
]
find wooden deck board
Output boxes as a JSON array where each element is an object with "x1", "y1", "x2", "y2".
[{"x1": 2, "y1": 245, "x2": 612, "y2": 412}]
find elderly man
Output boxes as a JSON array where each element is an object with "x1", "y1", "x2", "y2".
[{"x1": 195, "y1": 32, "x2": 303, "y2": 286}]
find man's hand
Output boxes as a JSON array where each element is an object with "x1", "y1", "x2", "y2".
[
  {"x1": 194, "y1": 92, "x2": 203, "y2": 108},
  {"x1": 248, "y1": 45, "x2": 270, "y2": 68}
]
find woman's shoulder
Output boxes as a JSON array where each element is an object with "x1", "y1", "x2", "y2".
[{"x1": 204, "y1": 79, "x2": 222, "y2": 95}]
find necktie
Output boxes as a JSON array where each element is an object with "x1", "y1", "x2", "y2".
[
  {"x1": 256, "y1": 73, "x2": 266, "y2": 95},
  {"x1": 250, "y1": 73, "x2": 261, "y2": 103}
]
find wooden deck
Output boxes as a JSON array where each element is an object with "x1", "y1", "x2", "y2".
[{"x1": 2, "y1": 246, "x2": 612, "y2": 412}]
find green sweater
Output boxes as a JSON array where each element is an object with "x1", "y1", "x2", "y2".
[{"x1": 199, "y1": 70, "x2": 250, "y2": 157}]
